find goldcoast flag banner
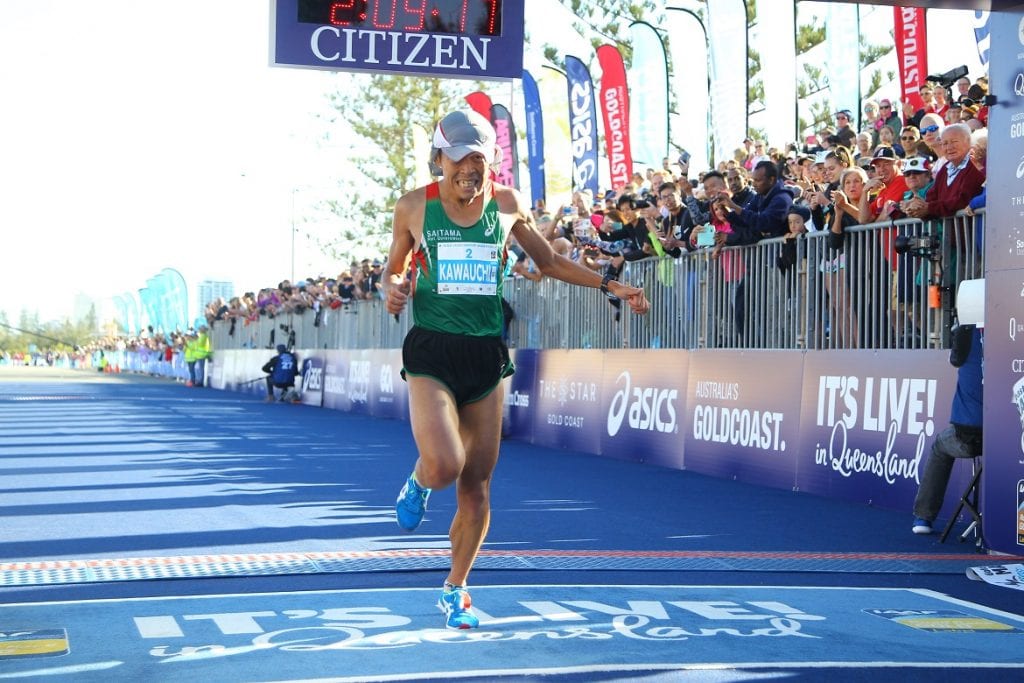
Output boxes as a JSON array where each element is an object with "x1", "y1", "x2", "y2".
[
  {"x1": 706, "y1": 0, "x2": 747, "y2": 166},
  {"x1": 596, "y1": 45, "x2": 632, "y2": 191},
  {"x1": 490, "y1": 103, "x2": 520, "y2": 189},
  {"x1": 664, "y1": 9, "x2": 709, "y2": 174},
  {"x1": 564, "y1": 55, "x2": 599, "y2": 197},
  {"x1": 521, "y1": 69, "x2": 545, "y2": 206},
  {"x1": 538, "y1": 66, "x2": 573, "y2": 208},
  {"x1": 894, "y1": 6, "x2": 928, "y2": 111},
  {"x1": 628, "y1": 21, "x2": 669, "y2": 167}
]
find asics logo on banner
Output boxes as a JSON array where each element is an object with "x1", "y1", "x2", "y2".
[
  {"x1": 379, "y1": 364, "x2": 394, "y2": 394},
  {"x1": 302, "y1": 362, "x2": 323, "y2": 392},
  {"x1": 606, "y1": 371, "x2": 678, "y2": 436}
]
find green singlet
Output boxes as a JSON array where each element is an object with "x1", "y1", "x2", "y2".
[{"x1": 411, "y1": 182, "x2": 510, "y2": 337}]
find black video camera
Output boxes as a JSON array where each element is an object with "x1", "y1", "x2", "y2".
[
  {"x1": 894, "y1": 233, "x2": 940, "y2": 260},
  {"x1": 926, "y1": 64, "x2": 968, "y2": 89}
]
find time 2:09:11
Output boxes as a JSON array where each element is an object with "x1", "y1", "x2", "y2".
[{"x1": 326, "y1": 0, "x2": 500, "y2": 35}]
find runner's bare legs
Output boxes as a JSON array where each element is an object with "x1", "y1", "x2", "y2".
[{"x1": 407, "y1": 375, "x2": 503, "y2": 586}]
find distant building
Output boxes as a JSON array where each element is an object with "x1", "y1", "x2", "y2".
[{"x1": 196, "y1": 280, "x2": 234, "y2": 323}]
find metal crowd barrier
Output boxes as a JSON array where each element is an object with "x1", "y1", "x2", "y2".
[{"x1": 210, "y1": 210, "x2": 983, "y2": 352}]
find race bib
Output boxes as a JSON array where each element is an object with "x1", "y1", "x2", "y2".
[{"x1": 436, "y1": 242, "x2": 500, "y2": 295}]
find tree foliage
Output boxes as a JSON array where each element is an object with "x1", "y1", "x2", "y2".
[
  {"x1": 1, "y1": 306, "x2": 99, "y2": 353},
  {"x1": 545, "y1": 0, "x2": 657, "y2": 67},
  {"x1": 319, "y1": 75, "x2": 463, "y2": 262}
]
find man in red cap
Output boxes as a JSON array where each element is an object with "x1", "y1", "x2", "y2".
[
  {"x1": 382, "y1": 110, "x2": 650, "y2": 630},
  {"x1": 859, "y1": 147, "x2": 908, "y2": 224}
]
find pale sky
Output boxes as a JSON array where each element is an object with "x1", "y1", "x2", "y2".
[
  {"x1": 0, "y1": 1, "x2": 985, "y2": 324},
  {"x1": 0, "y1": 1, "x2": 353, "y2": 323}
]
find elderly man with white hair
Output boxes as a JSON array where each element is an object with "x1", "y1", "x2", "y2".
[{"x1": 904, "y1": 123, "x2": 985, "y2": 220}]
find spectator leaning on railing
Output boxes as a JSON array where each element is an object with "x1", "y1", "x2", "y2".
[
  {"x1": 718, "y1": 160, "x2": 793, "y2": 245},
  {"x1": 903, "y1": 123, "x2": 985, "y2": 221}
]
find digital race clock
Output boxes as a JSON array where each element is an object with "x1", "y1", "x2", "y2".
[
  {"x1": 273, "y1": 0, "x2": 524, "y2": 80},
  {"x1": 296, "y1": 0, "x2": 502, "y2": 36}
]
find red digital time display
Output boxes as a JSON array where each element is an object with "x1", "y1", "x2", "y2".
[{"x1": 297, "y1": 0, "x2": 501, "y2": 36}]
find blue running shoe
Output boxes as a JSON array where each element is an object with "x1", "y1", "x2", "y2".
[
  {"x1": 438, "y1": 585, "x2": 480, "y2": 629},
  {"x1": 912, "y1": 518, "x2": 933, "y2": 535},
  {"x1": 396, "y1": 474, "x2": 430, "y2": 531}
]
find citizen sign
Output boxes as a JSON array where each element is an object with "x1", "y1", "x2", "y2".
[
  {"x1": 606, "y1": 371, "x2": 679, "y2": 436},
  {"x1": 311, "y1": 28, "x2": 490, "y2": 71}
]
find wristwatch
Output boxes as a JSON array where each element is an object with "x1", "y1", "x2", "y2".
[{"x1": 600, "y1": 272, "x2": 616, "y2": 298}]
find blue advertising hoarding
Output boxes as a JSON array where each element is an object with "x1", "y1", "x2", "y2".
[
  {"x1": 299, "y1": 352, "x2": 326, "y2": 407},
  {"x1": 683, "y1": 351, "x2": 803, "y2": 489},
  {"x1": 321, "y1": 350, "x2": 372, "y2": 415},
  {"x1": 530, "y1": 350, "x2": 605, "y2": 454},
  {"x1": 368, "y1": 349, "x2": 408, "y2": 420},
  {"x1": 796, "y1": 351, "x2": 958, "y2": 511},
  {"x1": 982, "y1": 10, "x2": 1024, "y2": 553},
  {"x1": 599, "y1": 349, "x2": 687, "y2": 469},
  {"x1": 502, "y1": 349, "x2": 537, "y2": 442}
]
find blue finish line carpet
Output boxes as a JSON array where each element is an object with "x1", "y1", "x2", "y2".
[
  {"x1": 2, "y1": 585, "x2": 1024, "y2": 681},
  {"x1": 1, "y1": 367, "x2": 1023, "y2": 681}
]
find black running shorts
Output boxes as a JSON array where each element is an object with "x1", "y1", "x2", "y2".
[{"x1": 401, "y1": 326, "x2": 514, "y2": 406}]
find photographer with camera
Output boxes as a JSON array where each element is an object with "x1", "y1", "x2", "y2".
[
  {"x1": 652, "y1": 181, "x2": 689, "y2": 256},
  {"x1": 717, "y1": 160, "x2": 792, "y2": 245},
  {"x1": 677, "y1": 166, "x2": 729, "y2": 241},
  {"x1": 263, "y1": 343, "x2": 301, "y2": 403},
  {"x1": 912, "y1": 322, "x2": 983, "y2": 535}
]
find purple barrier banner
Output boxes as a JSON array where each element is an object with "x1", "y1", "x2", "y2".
[
  {"x1": 502, "y1": 349, "x2": 537, "y2": 442},
  {"x1": 599, "y1": 349, "x2": 687, "y2": 469},
  {"x1": 322, "y1": 350, "x2": 372, "y2": 415},
  {"x1": 982, "y1": 271, "x2": 1024, "y2": 549},
  {"x1": 982, "y1": 12, "x2": 1024, "y2": 552},
  {"x1": 531, "y1": 350, "x2": 605, "y2": 454},
  {"x1": 368, "y1": 349, "x2": 408, "y2": 421},
  {"x1": 796, "y1": 351, "x2": 959, "y2": 511},
  {"x1": 299, "y1": 352, "x2": 326, "y2": 408},
  {"x1": 684, "y1": 351, "x2": 803, "y2": 489}
]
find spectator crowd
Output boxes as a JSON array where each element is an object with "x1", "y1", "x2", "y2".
[
  {"x1": 201, "y1": 257, "x2": 388, "y2": 337},
  {"x1": 199, "y1": 67, "x2": 989, "y2": 351}
]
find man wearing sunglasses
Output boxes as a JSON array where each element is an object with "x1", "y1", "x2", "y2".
[
  {"x1": 899, "y1": 126, "x2": 921, "y2": 158},
  {"x1": 916, "y1": 114, "x2": 946, "y2": 174}
]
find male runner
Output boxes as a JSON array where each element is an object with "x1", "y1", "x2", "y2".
[{"x1": 382, "y1": 110, "x2": 650, "y2": 630}]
